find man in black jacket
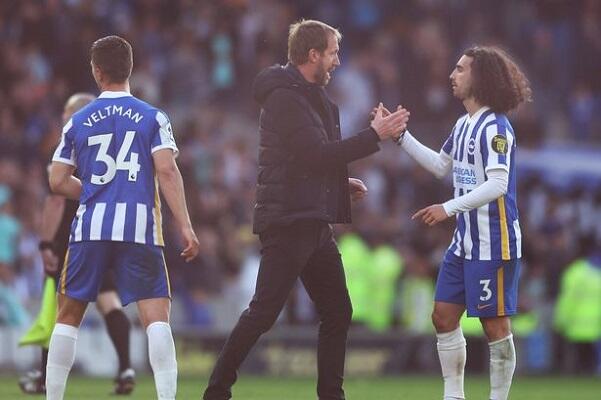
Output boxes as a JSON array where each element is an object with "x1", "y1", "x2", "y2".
[{"x1": 202, "y1": 19, "x2": 409, "y2": 400}]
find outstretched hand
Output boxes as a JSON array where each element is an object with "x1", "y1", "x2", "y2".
[
  {"x1": 370, "y1": 104, "x2": 391, "y2": 120},
  {"x1": 370, "y1": 103, "x2": 410, "y2": 141},
  {"x1": 412, "y1": 204, "x2": 449, "y2": 226}
]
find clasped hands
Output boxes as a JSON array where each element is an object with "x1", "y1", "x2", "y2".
[{"x1": 370, "y1": 102, "x2": 409, "y2": 142}]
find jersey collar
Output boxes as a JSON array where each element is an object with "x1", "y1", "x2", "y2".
[
  {"x1": 467, "y1": 106, "x2": 491, "y2": 124},
  {"x1": 98, "y1": 91, "x2": 132, "y2": 99}
]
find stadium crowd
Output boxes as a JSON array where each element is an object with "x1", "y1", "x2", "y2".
[{"x1": 1, "y1": 0, "x2": 601, "y2": 373}]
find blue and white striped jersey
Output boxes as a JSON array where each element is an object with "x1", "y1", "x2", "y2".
[
  {"x1": 52, "y1": 91, "x2": 178, "y2": 246},
  {"x1": 441, "y1": 106, "x2": 521, "y2": 260}
]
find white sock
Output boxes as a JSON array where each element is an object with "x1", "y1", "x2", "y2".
[
  {"x1": 489, "y1": 334, "x2": 516, "y2": 400},
  {"x1": 147, "y1": 321, "x2": 177, "y2": 400},
  {"x1": 46, "y1": 323, "x2": 79, "y2": 400},
  {"x1": 437, "y1": 327, "x2": 466, "y2": 400}
]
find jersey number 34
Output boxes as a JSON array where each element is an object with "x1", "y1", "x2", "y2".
[{"x1": 88, "y1": 131, "x2": 141, "y2": 185}]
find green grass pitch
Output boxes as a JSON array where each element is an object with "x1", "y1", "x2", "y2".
[{"x1": 1, "y1": 374, "x2": 599, "y2": 399}]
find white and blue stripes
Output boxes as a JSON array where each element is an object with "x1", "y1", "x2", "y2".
[
  {"x1": 52, "y1": 92, "x2": 175, "y2": 247},
  {"x1": 442, "y1": 107, "x2": 521, "y2": 261},
  {"x1": 69, "y1": 201, "x2": 163, "y2": 246}
]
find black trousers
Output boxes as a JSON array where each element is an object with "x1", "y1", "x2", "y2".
[{"x1": 203, "y1": 220, "x2": 353, "y2": 400}]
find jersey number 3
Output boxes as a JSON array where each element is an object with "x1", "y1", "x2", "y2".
[
  {"x1": 479, "y1": 279, "x2": 492, "y2": 301},
  {"x1": 88, "y1": 131, "x2": 141, "y2": 185}
]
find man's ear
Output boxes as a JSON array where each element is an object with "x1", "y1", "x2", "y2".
[
  {"x1": 92, "y1": 63, "x2": 103, "y2": 83},
  {"x1": 308, "y1": 49, "x2": 318, "y2": 64}
]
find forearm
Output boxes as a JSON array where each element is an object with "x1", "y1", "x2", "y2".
[
  {"x1": 157, "y1": 165, "x2": 193, "y2": 230},
  {"x1": 267, "y1": 89, "x2": 382, "y2": 170},
  {"x1": 40, "y1": 195, "x2": 66, "y2": 241},
  {"x1": 49, "y1": 162, "x2": 80, "y2": 200},
  {"x1": 292, "y1": 128, "x2": 380, "y2": 170},
  {"x1": 442, "y1": 169, "x2": 509, "y2": 216},
  {"x1": 400, "y1": 131, "x2": 452, "y2": 179},
  {"x1": 50, "y1": 176, "x2": 81, "y2": 200}
]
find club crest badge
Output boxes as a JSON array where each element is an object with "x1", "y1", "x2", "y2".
[{"x1": 467, "y1": 138, "x2": 476, "y2": 155}]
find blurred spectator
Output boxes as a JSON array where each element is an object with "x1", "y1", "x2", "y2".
[
  {"x1": 553, "y1": 238, "x2": 601, "y2": 374},
  {"x1": 0, "y1": 1, "x2": 599, "y2": 347},
  {"x1": 0, "y1": 185, "x2": 29, "y2": 326},
  {"x1": 398, "y1": 238, "x2": 434, "y2": 334}
]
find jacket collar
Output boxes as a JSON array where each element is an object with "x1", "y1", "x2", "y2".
[{"x1": 285, "y1": 63, "x2": 322, "y2": 89}]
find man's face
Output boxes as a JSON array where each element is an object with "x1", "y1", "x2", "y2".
[
  {"x1": 449, "y1": 55, "x2": 474, "y2": 100},
  {"x1": 314, "y1": 34, "x2": 340, "y2": 86}
]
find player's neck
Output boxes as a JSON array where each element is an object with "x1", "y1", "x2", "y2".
[
  {"x1": 100, "y1": 81, "x2": 130, "y2": 94},
  {"x1": 463, "y1": 98, "x2": 484, "y2": 117}
]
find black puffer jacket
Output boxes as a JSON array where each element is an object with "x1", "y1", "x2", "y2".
[{"x1": 252, "y1": 63, "x2": 380, "y2": 233}]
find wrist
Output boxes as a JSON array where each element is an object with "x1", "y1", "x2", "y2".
[
  {"x1": 39, "y1": 240, "x2": 54, "y2": 251},
  {"x1": 395, "y1": 129, "x2": 408, "y2": 146},
  {"x1": 441, "y1": 201, "x2": 454, "y2": 217},
  {"x1": 368, "y1": 126, "x2": 381, "y2": 142}
]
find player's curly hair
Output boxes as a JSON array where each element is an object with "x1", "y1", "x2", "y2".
[{"x1": 464, "y1": 46, "x2": 532, "y2": 114}]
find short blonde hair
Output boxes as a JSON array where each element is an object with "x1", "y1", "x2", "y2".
[
  {"x1": 287, "y1": 19, "x2": 341, "y2": 66},
  {"x1": 64, "y1": 93, "x2": 95, "y2": 114}
]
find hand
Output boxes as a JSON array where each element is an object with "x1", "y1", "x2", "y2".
[
  {"x1": 180, "y1": 226, "x2": 200, "y2": 262},
  {"x1": 369, "y1": 104, "x2": 391, "y2": 120},
  {"x1": 412, "y1": 204, "x2": 449, "y2": 226},
  {"x1": 392, "y1": 105, "x2": 408, "y2": 141},
  {"x1": 41, "y1": 248, "x2": 59, "y2": 275},
  {"x1": 348, "y1": 177, "x2": 368, "y2": 202},
  {"x1": 370, "y1": 103, "x2": 410, "y2": 141}
]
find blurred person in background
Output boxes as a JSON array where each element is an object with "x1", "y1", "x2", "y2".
[
  {"x1": 396, "y1": 46, "x2": 531, "y2": 400},
  {"x1": 45, "y1": 35, "x2": 199, "y2": 400},
  {"x1": 554, "y1": 236, "x2": 601, "y2": 375},
  {"x1": 0, "y1": 184, "x2": 29, "y2": 326},
  {"x1": 0, "y1": 0, "x2": 600, "y2": 385},
  {"x1": 399, "y1": 236, "x2": 436, "y2": 335},
  {"x1": 202, "y1": 19, "x2": 409, "y2": 400},
  {"x1": 363, "y1": 233, "x2": 404, "y2": 332},
  {"x1": 18, "y1": 93, "x2": 135, "y2": 395}
]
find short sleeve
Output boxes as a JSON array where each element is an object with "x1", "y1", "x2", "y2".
[
  {"x1": 151, "y1": 111, "x2": 179, "y2": 156},
  {"x1": 481, "y1": 124, "x2": 511, "y2": 173},
  {"x1": 52, "y1": 118, "x2": 77, "y2": 166}
]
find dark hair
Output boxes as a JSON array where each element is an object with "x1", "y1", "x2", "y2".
[
  {"x1": 90, "y1": 35, "x2": 133, "y2": 83},
  {"x1": 288, "y1": 19, "x2": 341, "y2": 65},
  {"x1": 464, "y1": 46, "x2": 532, "y2": 113}
]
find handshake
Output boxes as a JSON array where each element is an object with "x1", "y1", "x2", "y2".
[{"x1": 369, "y1": 102, "x2": 410, "y2": 142}]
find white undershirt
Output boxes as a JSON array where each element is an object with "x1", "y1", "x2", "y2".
[
  {"x1": 400, "y1": 131, "x2": 452, "y2": 179},
  {"x1": 400, "y1": 131, "x2": 509, "y2": 217}
]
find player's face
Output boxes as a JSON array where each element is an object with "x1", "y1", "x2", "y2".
[
  {"x1": 450, "y1": 55, "x2": 473, "y2": 100},
  {"x1": 314, "y1": 34, "x2": 340, "y2": 86}
]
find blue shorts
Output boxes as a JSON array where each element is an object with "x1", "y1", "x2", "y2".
[
  {"x1": 435, "y1": 251, "x2": 520, "y2": 318},
  {"x1": 59, "y1": 241, "x2": 171, "y2": 306}
]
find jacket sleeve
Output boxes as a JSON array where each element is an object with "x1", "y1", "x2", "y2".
[{"x1": 265, "y1": 88, "x2": 380, "y2": 171}]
